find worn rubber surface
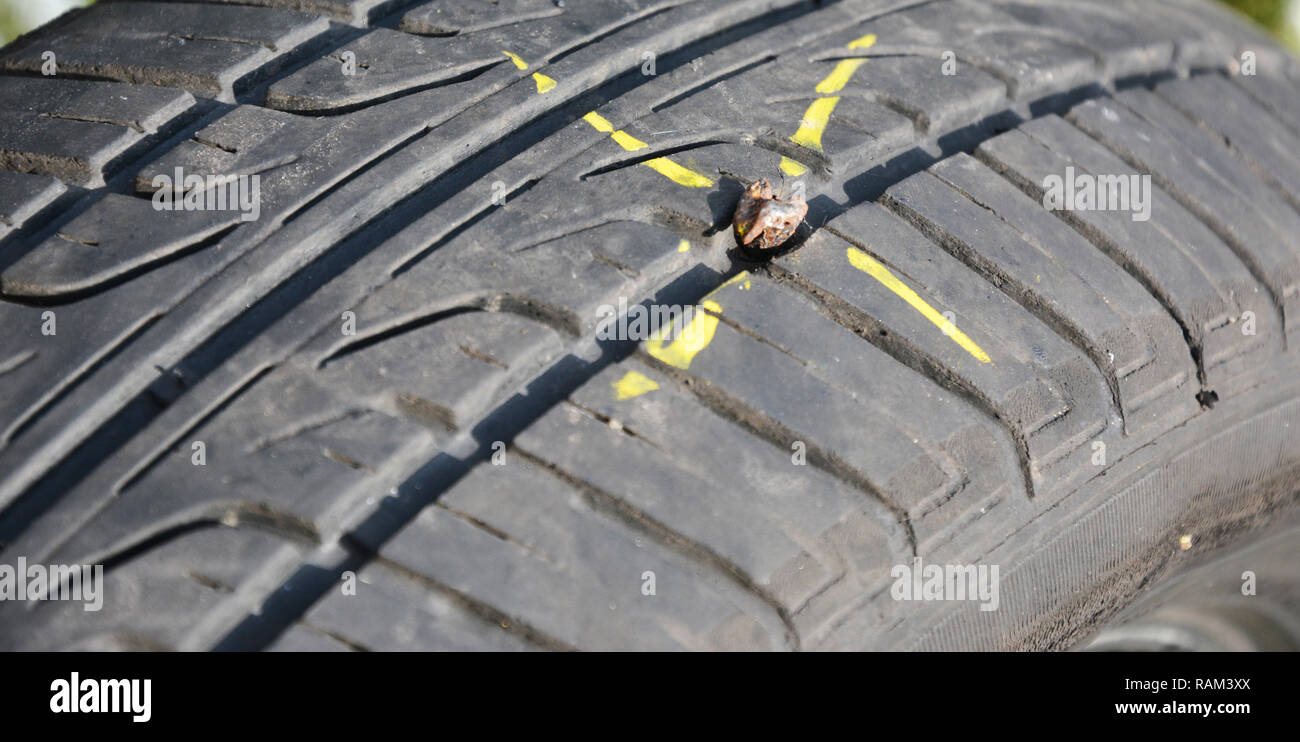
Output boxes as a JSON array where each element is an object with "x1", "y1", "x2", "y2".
[
  {"x1": 1082, "y1": 511, "x2": 1300, "y2": 651},
  {"x1": 0, "y1": 0, "x2": 1298, "y2": 651}
]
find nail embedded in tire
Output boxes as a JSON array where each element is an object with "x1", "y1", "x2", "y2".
[{"x1": 732, "y1": 178, "x2": 808, "y2": 256}]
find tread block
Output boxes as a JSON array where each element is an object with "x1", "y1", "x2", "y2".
[
  {"x1": 264, "y1": 27, "x2": 511, "y2": 113},
  {"x1": 517, "y1": 402, "x2": 840, "y2": 621},
  {"x1": 597, "y1": 274, "x2": 1021, "y2": 558},
  {"x1": 1115, "y1": 87, "x2": 1300, "y2": 245},
  {"x1": 499, "y1": 143, "x2": 785, "y2": 247},
  {"x1": 1154, "y1": 74, "x2": 1300, "y2": 211},
  {"x1": 397, "y1": 0, "x2": 565, "y2": 35},
  {"x1": 723, "y1": 51, "x2": 1007, "y2": 138},
  {"x1": 400, "y1": 0, "x2": 673, "y2": 55},
  {"x1": 129, "y1": 101, "x2": 428, "y2": 237},
  {"x1": 1067, "y1": 96, "x2": 1300, "y2": 342},
  {"x1": 299, "y1": 561, "x2": 540, "y2": 651},
  {"x1": 1170, "y1": 0, "x2": 1297, "y2": 74},
  {"x1": 778, "y1": 202, "x2": 1114, "y2": 493},
  {"x1": 377, "y1": 459, "x2": 781, "y2": 650},
  {"x1": 0, "y1": 76, "x2": 198, "y2": 134},
  {"x1": 265, "y1": 624, "x2": 352, "y2": 652},
  {"x1": 976, "y1": 117, "x2": 1278, "y2": 392},
  {"x1": 0, "y1": 525, "x2": 291, "y2": 651},
  {"x1": 0, "y1": 171, "x2": 66, "y2": 239},
  {"x1": 646, "y1": 75, "x2": 915, "y2": 176},
  {"x1": 331, "y1": 220, "x2": 693, "y2": 349},
  {"x1": 318, "y1": 310, "x2": 566, "y2": 431},
  {"x1": 846, "y1": 0, "x2": 1098, "y2": 100},
  {"x1": 658, "y1": 274, "x2": 1009, "y2": 536},
  {"x1": 135, "y1": 105, "x2": 324, "y2": 194},
  {"x1": 829, "y1": 54, "x2": 1007, "y2": 136},
  {"x1": 0, "y1": 109, "x2": 138, "y2": 188},
  {"x1": 1234, "y1": 73, "x2": 1300, "y2": 135},
  {"x1": 0, "y1": 3, "x2": 330, "y2": 101},
  {"x1": 991, "y1": 0, "x2": 1176, "y2": 79},
  {"x1": 1, "y1": 193, "x2": 243, "y2": 300},
  {"x1": 44, "y1": 374, "x2": 433, "y2": 565},
  {"x1": 1115, "y1": 0, "x2": 1240, "y2": 70},
  {"x1": 568, "y1": 360, "x2": 913, "y2": 638},
  {"x1": 893, "y1": 154, "x2": 1198, "y2": 430},
  {"x1": 268, "y1": 0, "x2": 689, "y2": 112},
  {"x1": 0, "y1": 78, "x2": 196, "y2": 186},
  {"x1": 187, "y1": 0, "x2": 399, "y2": 27}
]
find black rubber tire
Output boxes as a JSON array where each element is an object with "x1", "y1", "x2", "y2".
[
  {"x1": 0, "y1": 0, "x2": 1298, "y2": 651},
  {"x1": 1082, "y1": 511, "x2": 1300, "y2": 651}
]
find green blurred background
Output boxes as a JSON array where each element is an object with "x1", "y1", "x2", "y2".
[
  {"x1": 0, "y1": 0, "x2": 1297, "y2": 52},
  {"x1": 1, "y1": 1, "x2": 88, "y2": 46},
  {"x1": 1232, "y1": 0, "x2": 1300, "y2": 47}
]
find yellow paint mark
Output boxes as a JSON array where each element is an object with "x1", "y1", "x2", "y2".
[
  {"x1": 779, "y1": 156, "x2": 809, "y2": 176},
  {"x1": 533, "y1": 72, "x2": 556, "y2": 93},
  {"x1": 583, "y1": 111, "x2": 614, "y2": 132},
  {"x1": 848, "y1": 33, "x2": 877, "y2": 50},
  {"x1": 677, "y1": 239, "x2": 691, "y2": 253},
  {"x1": 790, "y1": 96, "x2": 840, "y2": 153},
  {"x1": 583, "y1": 112, "x2": 651, "y2": 150},
  {"x1": 716, "y1": 272, "x2": 752, "y2": 292},
  {"x1": 582, "y1": 112, "x2": 713, "y2": 187},
  {"x1": 501, "y1": 52, "x2": 554, "y2": 92},
  {"x1": 816, "y1": 58, "x2": 869, "y2": 94},
  {"x1": 502, "y1": 50, "x2": 529, "y2": 70},
  {"x1": 612, "y1": 370, "x2": 659, "y2": 400},
  {"x1": 845, "y1": 247, "x2": 991, "y2": 363},
  {"x1": 646, "y1": 299, "x2": 722, "y2": 369},
  {"x1": 774, "y1": 33, "x2": 876, "y2": 177},
  {"x1": 610, "y1": 130, "x2": 648, "y2": 151},
  {"x1": 642, "y1": 157, "x2": 714, "y2": 187}
]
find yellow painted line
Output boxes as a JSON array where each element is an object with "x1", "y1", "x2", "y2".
[
  {"x1": 508, "y1": 58, "x2": 710, "y2": 188},
  {"x1": 782, "y1": 94, "x2": 841, "y2": 175},
  {"x1": 848, "y1": 33, "x2": 877, "y2": 50},
  {"x1": 502, "y1": 50, "x2": 555, "y2": 92},
  {"x1": 610, "y1": 130, "x2": 648, "y2": 151},
  {"x1": 641, "y1": 157, "x2": 714, "y2": 187},
  {"x1": 714, "y1": 271, "x2": 752, "y2": 292},
  {"x1": 790, "y1": 95, "x2": 840, "y2": 152},
  {"x1": 583, "y1": 111, "x2": 614, "y2": 132},
  {"x1": 677, "y1": 239, "x2": 691, "y2": 252},
  {"x1": 612, "y1": 370, "x2": 660, "y2": 400},
  {"x1": 816, "y1": 58, "x2": 869, "y2": 94},
  {"x1": 502, "y1": 50, "x2": 529, "y2": 70},
  {"x1": 581, "y1": 111, "x2": 714, "y2": 187},
  {"x1": 845, "y1": 247, "x2": 991, "y2": 363},
  {"x1": 646, "y1": 299, "x2": 722, "y2": 369},
  {"x1": 780, "y1": 156, "x2": 809, "y2": 176},
  {"x1": 533, "y1": 72, "x2": 556, "y2": 93},
  {"x1": 779, "y1": 33, "x2": 877, "y2": 176}
]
